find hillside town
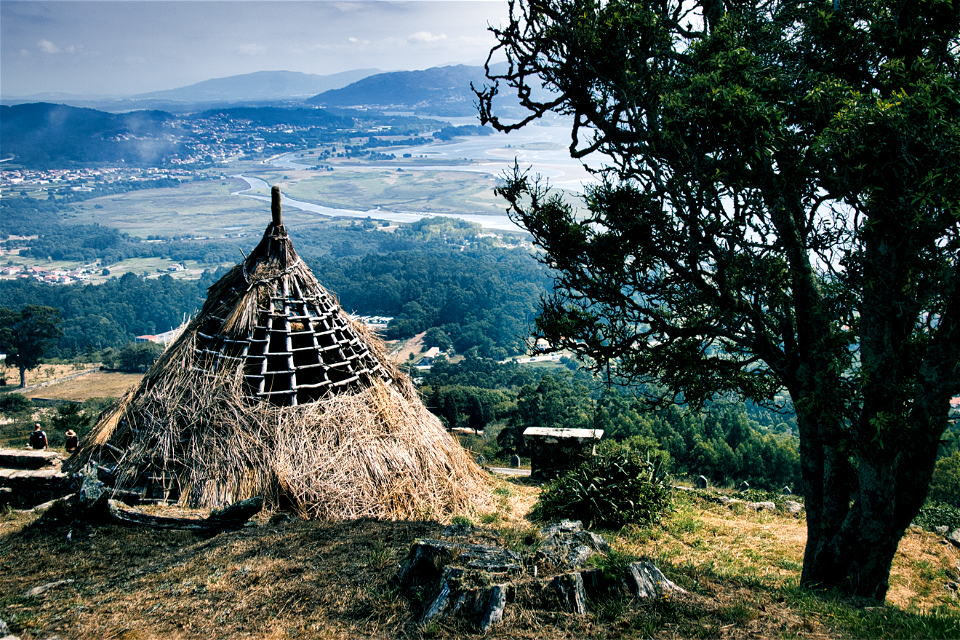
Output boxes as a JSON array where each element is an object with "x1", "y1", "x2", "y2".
[{"x1": 0, "y1": 166, "x2": 195, "y2": 193}]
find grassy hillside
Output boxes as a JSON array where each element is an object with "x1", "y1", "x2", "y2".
[{"x1": 1, "y1": 482, "x2": 958, "y2": 639}]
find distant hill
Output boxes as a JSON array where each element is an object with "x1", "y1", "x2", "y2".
[
  {"x1": 195, "y1": 106, "x2": 353, "y2": 128},
  {"x1": 307, "y1": 64, "x2": 508, "y2": 117},
  {"x1": 0, "y1": 102, "x2": 444, "y2": 168},
  {"x1": 1, "y1": 70, "x2": 382, "y2": 113},
  {"x1": 0, "y1": 103, "x2": 181, "y2": 167},
  {"x1": 131, "y1": 69, "x2": 381, "y2": 103}
]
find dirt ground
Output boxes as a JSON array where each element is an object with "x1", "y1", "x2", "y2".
[
  {"x1": 386, "y1": 332, "x2": 426, "y2": 364},
  {"x1": 0, "y1": 510, "x2": 809, "y2": 640},
  {"x1": 2, "y1": 482, "x2": 958, "y2": 640}
]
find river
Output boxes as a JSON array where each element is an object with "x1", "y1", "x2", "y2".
[
  {"x1": 232, "y1": 119, "x2": 598, "y2": 232},
  {"x1": 231, "y1": 175, "x2": 523, "y2": 232}
]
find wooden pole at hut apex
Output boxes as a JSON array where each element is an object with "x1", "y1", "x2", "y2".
[{"x1": 271, "y1": 185, "x2": 282, "y2": 226}]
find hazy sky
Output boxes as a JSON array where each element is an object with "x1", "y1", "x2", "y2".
[{"x1": 1, "y1": 0, "x2": 510, "y2": 97}]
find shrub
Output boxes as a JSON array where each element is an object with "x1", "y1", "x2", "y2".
[
  {"x1": 0, "y1": 394, "x2": 33, "y2": 416},
  {"x1": 532, "y1": 442, "x2": 672, "y2": 529},
  {"x1": 914, "y1": 503, "x2": 960, "y2": 532},
  {"x1": 928, "y1": 451, "x2": 960, "y2": 507}
]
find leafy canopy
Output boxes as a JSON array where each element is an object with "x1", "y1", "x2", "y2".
[
  {"x1": 0, "y1": 305, "x2": 63, "y2": 386},
  {"x1": 477, "y1": 0, "x2": 960, "y2": 600}
]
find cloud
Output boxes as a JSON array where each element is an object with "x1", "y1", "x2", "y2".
[
  {"x1": 237, "y1": 43, "x2": 265, "y2": 56},
  {"x1": 37, "y1": 39, "x2": 75, "y2": 54},
  {"x1": 408, "y1": 31, "x2": 448, "y2": 44}
]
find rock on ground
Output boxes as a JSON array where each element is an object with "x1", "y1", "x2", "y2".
[{"x1": 393, "y1": 520, "x2": 683, "y2": 633}]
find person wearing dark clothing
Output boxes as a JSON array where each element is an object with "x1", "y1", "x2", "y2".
[
  {"x1": 29, "y1": 423, "x2": 48, "y2": 450},
  {"x1": 65, "y1": 429, "x2": 79, "y2": 453}
]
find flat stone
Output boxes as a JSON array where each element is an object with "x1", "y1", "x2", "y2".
[
  {"x1": 783, "y1": 501, "x2": 803, "y2": 514},
  {"x1": 394, "y1": 522, "x2": 678, "y2": 632},
  {"x1": 442, "y1": 523, "x2": 474, "y2": 538},
  {"x1": 0, "y1": 447, "x2": 63, "y2": 470},
  {"x1": 537, "y1": 524, "x2": 611, "y2": 570},
  {"x1": 747, "y1": 501, "x2": 777, "y2": 512},
  {"x1": 394, "y1": 539, "x2": 523, "y2": 599}
]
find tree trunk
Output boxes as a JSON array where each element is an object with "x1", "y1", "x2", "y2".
[
  {"x1": 799, "y1": 219, "x2": 953, "y2": 599},
  {"x1": 18, "y1": 365, "x2": 26, "y2": 389},
  {"x1": 798, "y1": 401, "x2": 945, "y2": 600}
]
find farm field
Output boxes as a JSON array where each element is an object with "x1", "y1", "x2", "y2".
[
  {"x1": 67, "y1": 175, "x2": 317, "y2": 239},
  {"x1": 21, "y1": 371, "x2": 141, "y2": 403},
  {"x1": 276, "y1": 169, "x2": 507, "y2": 215}
]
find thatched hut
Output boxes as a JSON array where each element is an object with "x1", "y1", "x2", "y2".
[{"x1": 67, "y1": 187, "x2": 492, "y2": 520}]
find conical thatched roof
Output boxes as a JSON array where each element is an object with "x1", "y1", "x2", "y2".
[{"x1": 67, "y1": 187, "x2": 492, "y2": 520}]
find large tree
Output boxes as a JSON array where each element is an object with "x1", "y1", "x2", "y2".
[
  {"x1": 0, "y1": 306, "x2": 63, "y2": 388},
  {"x1": 476, "y1": 0, "x2": 960, "y2": 599}
]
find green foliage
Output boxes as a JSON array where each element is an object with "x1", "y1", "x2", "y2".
[
  {"x1": 586, "y1": 547, "x2": 638, "y2": 582},
  {"x1": 423, "y1": 358, "x2": 801, "y2": 489},
  {"x1": 116, "y1": 341, "x2": 164, "y2": 372},
  {"x1": 928, "y1": 451, "x2": 960, "y2": 507},
  {"x1": 0, "y1": 394, "x2": 33, "y2": 417},
  {"x1": 0, "y1": 305, "x2": 63, "y2": 387},
  {"x1": 422, "y1": 327, "x2": 453, "y2": 352},
  {"x1": 49, "y1": 403, "x2": 93, "y2": 443},
  {"x1": 533, "y1": 441, "x2": 672, "y2": 529},
  {"x1": 450, "y1": 515, "x2": 474, "y2": 527},
  {"x1": 913, "y1": 504, "x2": 960, "y2": 533},
  {"x1": 477, "y1": 0, "x2": 960, "y2": 598},
  {"x1": 498, "y1": 373, "x2": 595, "y2": 455}
]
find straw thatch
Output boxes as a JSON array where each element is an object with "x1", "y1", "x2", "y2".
[{"x1": 67, "y1": 187, "x2": 492, "y2": 520}]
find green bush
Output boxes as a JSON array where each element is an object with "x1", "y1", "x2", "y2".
[
  {"x1": 0, "y1": 394, "x2": 33, "y2": 416},
  {"x1": 913, "y1": 503, "x2": 960, "y2": 532},
  {"x1": 928, "y1": 451, "x2": 960, "y2": 507},
  {"x1": 532, "y1": 441, "x2": 672, "y2": 529}
]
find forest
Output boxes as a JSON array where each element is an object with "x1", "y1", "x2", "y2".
[
  {"x1": 0, "y1": 197, "x2": 549, "y2": 360},
  {"x1": 419, "y1": 354, "x2": 804, "y2": 492}
]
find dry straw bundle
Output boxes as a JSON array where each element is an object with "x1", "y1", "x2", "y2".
[{"x1": 67, "y1": 187, "x2": 492, "y2": 520}]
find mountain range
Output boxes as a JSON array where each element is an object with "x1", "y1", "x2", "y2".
[
  {"x1": 134, "y1": 69, "x2": 380, "y2": 102},
  {"x1": 1, "y1": 65, "x2": 525, "y2": 117},
  {"x1": 307, "y1": 64, "x2": 509, "y2": 117},
  {"x1": 1, "y1": 69, "x2": 381, "y2": 112}
]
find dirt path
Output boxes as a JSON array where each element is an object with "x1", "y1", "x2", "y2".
[{"x1": 388, "y1": 331, "x2": 426, "y2": 364}]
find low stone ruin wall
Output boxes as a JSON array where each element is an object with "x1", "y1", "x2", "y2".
[
  {"x1": 392, "y1": 519, "x2": 685, "y2": 633},
  {"x1": 0, "y1": 448, "x2": 72, "y2": 509}
]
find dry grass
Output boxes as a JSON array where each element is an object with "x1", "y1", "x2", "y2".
[
  {"x1": 617, "y1": 494, "x2": 960, "y2": 613},
  {"x1": 2, "y1": 483, "x2": 960, "y2": 639},
  {"x1": 0, "y1": 364, "x2": 99, "y2": 390},
  {"x1": 387, "y1": 332, "x2": 426, "y2": 364},
  {"x1": 21, "y1": 372, "x2": 142, "y2": 402}
]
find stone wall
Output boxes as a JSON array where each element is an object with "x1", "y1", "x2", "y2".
[{"x1": 0, "y1": 448, "x2": 71, "y2": 509}]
